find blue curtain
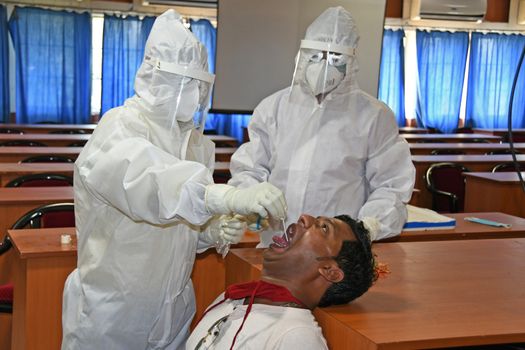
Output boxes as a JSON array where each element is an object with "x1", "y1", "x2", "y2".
[
  {"x1": 378, "y1": 29, "x2": 405, "y2": 126},
  {"x1": 416, "y1": 30, "x2": 469, "y2": 133},
  {"x1": 101, "y1": 14, "x2": 155, "y2": 116},
  {"x1": 0, "y1": 5, "x2": 9, "y2": 122},
  {"x1": 8, "y1": 7, "x2": 91, "y2": 124},
  {"x1": 190, "y1": 19, "x2": 250, "y2": 143},
  {"x1": 466, "y1": 33, "x2": 525, "y2": 129}
]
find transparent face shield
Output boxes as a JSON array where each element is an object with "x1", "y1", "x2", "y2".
[
  {"x1": 144, "y1": 56, "x2": 215, "y2": 134},
  {"x1": 289, "y1": 40, "x2": 355, "y2": 105}
]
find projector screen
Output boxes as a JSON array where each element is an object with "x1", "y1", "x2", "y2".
[{"x1": 212, "y1": 0, "x2": 387, "y2": 113}]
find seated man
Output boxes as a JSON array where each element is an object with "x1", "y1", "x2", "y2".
[{"x1": 186, "y1": 214, "x2": 377, "y2": 349}]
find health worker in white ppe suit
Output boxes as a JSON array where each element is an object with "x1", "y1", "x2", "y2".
[
  {"x1": 61, "y1": 10, "x2": 286, "y2": 350},
  {"x1": 229, "y1": 6, "x2": 415, "y2": 245}
]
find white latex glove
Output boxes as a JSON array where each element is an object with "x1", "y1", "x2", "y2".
[
  {"x1": 205, "y1": 182, "x2": 287, "y2": 219},
  {"x1": 220, "y1": 214, "x2": 247, "y2": 244},
  {"x1": 202, "y1": 215, "x2": 247, "y2": 245}
]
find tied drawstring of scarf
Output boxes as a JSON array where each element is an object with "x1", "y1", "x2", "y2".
[{"x1": 196, "y1": 280, "x2": 306, "y2": 350}]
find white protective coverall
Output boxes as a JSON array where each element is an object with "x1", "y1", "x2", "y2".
[
  {"x1": 62, "y1": 10, "x2": 238, "y2": 350},
  {"x1": 229, "y1": 7, "x2": 416, "y2": 244}
]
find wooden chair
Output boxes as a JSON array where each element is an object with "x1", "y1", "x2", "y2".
[
  {"x1": 425, "y1": 127, "x2": 442, "y2": 134},
  {"x1": 485, "y1": 149, "x2": 521, "y2": 155},
  {"x1": 430, "y1": 149, "x2": 465, "y2": 155},
  {"x1": 5, "y1": 173, "x2": 73, "y2": 187},
  {"x1": 68, "y1": 141, "x2": 87, "y2": 147},
  {"x1": 491, "y1": 162, "x2": 523, "y2": 173},
  {"x1": 0, "y1": 140, "x2": 47, "y2": 147},
  {"x1": 453, "y1": 127, "x2": 473, "y2": 134},
  {"x1": 462, "y1": 138, "x2": 491, "y2": 143},
  {"x1": 501, "y1": 132, "x2": 525, "y2": 143},
  {"x1": 20, "y1": 155, "x2": 75, "y2": 163},
  {"x1": 0, "y1": 128, "x2": 24, "y2": 134},
  {"x1": 425, "y1": 162, "x2": 470, "y2": 213},
  {"x1": 49, "y1": 129, "x2": 86, "y2": 134},
  {"x1": 416, "y1": 139, "x2": 445, "y2": 143}
]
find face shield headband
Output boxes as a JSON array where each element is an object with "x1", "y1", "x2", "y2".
[
  {"x1": 144, "y1": 56, "x2": 215, "y2": 133},
  {"x1": 289, "y1": 40, "x2": 356, "y2": 105},
  {"x1": 300, "y1": 40, "x2": 356, "y2": 57}
]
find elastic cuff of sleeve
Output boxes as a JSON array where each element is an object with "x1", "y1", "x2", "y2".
[
  {"x1": 204, "y1": 184, "x2": 235, "y2": 215},
  {"x1": 361, "y1": 217, "x2": 381, "y2": 241}
]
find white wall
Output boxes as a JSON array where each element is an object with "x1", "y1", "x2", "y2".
[{"x1": 212, "y1": 0, "x2": 386, "y2": 112}]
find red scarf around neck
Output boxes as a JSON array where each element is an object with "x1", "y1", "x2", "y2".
[
  {"x1": 197, "y1": 280, "x2": 306, "y2": 350},
  {"x1": 225, "y1": 280, "x2": 306, "y2": 306}
]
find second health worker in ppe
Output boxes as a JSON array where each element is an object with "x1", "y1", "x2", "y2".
[
  {"x1": 61, "y1": 10, "x2": 285, "y2": 350},
  {"x1": 229, "y1": 6, "x2": 415, "y2": 244}
]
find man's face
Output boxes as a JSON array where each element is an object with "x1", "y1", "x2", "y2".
[{"x1": 262, "y1": 215, "x2": 356, "y2": 279}]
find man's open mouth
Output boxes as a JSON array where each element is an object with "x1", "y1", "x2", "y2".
[{"x1": 270, "y1": 225, "x2": 294, "y2": 252}]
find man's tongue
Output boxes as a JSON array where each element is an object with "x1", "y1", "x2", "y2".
[{"x1": 271, "y1": 234, "x2": 289, "y2": 249}]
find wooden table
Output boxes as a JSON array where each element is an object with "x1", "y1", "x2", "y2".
[
  {"x1": 401, "y1": 133, "x2": 501, "y2": 143},
  {"x1": 0, "y1": 163, "x2": 74, "y2": 186},
  {"x1": 412, "y1": 154, "x2": 525, "y2": 209},
  {"x1": 381, "y1": 212, "x2": 525, "y2": 242},
  {"x1": 214, "y1": 147, "x2": 237, "y2": 162},
  {"x1": 3, "y1": 227, "x2": 258, "y2": 349},
  {"x1": 227, "y1": 239, "x2": 525, "y2": 349},
  {"x1": 8, "y1": 227, "x2": 77, "y2": 350},
  {"x1": 0, "y1": 124, "x2": 97, "y2": 134},
  {"x1": 0, "y1": 133, "x2": 238, "y2": 148},
  {"x1": 0, "y1": 147, "x2": 82, "y2": 163},
  {"x1": 465, "y1": 172, "x2": 525, "y2": 218},
  {"x1": 473, "y1": 128, "x2": 525, "y2": 136},
  {"x1": 208, "y1": 135, "x2": 238, "y2": 147},
  {"x1": 0, "y1": 187, "x2": 74, "y2": 286},
  {"x1": 409, "y1": 142, "x2": 525, "y2": 155},
  {"x1": 0, "y1": 134, "x2": 90, "y2": 147}
]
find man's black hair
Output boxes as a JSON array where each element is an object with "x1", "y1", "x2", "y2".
[{"x1": 317, "y1": 214, "x2": 377, "y2": 307}]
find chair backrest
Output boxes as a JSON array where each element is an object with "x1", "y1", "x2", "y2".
[
  {"x1": 502, "y1": 132, "x2": 525, "y2": 143},
  {"x1": 0, "y1": 128, "x2": 24, "y2": 134},
  {"x1": 68, "y1": 141, "x2": 87, "y2": 147},
  {"x1": 11, "y1": 202, "x2": 75, "y2": 229},
  {"x1": 20, "y1": 155, "x2": 75, "y2": 163},
  {"x1": 49, "y1": 129, "x2": 86, "y2": 134},
  {"x1": 491, "y1": 162, "x2": 523, "y2": 172},
  {"x1": 425, "y1": 162, "x2": 470, "y2": 213},
  {"x1": 485, "y1": 149, "x2": 521, "y2": 155},
  {"x1": 0, "y1": 140, "x2": 47, "y2": 147},
  {"x1": 430, "y1": 149, "x2": 465, "y2": 155},
  {"x1": 0, "y1": 235, "x2": 12, "y2": 255},
  {"x1": 425, "y1": 127, "x2": 442, "y2": 134},
  {"x1": 5, "y1": 173, "x2": 73, "y2": 187},
  {"x1": 416, "y1": 139, "x2": 445, "y2": 143},
  {"x1": 462, "y1": 138, "x2": 491, "y2": 143},
  {"x1": 213, "y1": 174, "x2": 231, "y2": 184},
  {"x1": 453, "y1": 127, "x2": 474, "y2": 134}
]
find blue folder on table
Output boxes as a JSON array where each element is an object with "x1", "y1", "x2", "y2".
[{"x1": 403, "y1": 205, "x2": 456, "y2": 231}]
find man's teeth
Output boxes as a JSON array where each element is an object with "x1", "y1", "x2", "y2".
[{"x1": 272, "y1": 235, "x2": 289, "y2": 248}]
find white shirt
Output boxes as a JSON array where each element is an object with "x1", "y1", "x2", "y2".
[{"x1": 186, "y1": 295, "x2": 328, "y2": 350}]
